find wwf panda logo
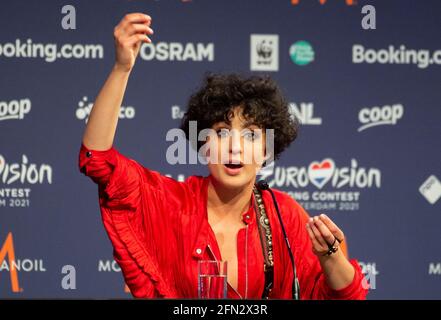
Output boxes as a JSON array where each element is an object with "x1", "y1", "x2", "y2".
[{"x1": 256, "y1": 40, "x2": 273, "y2": 63}]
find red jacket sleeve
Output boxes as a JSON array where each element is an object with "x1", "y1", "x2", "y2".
[
  {"x1": 78, "y1": 143, "x2": 167, "y2": 211},
  {"x1": 283, "y1": 195, "x2": 368, "y2": 300},
  {"x1": 78, "y1": 143, "x2": 183, "y2": 298}
]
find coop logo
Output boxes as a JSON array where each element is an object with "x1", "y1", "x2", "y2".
[
  {"x1": 0, "y1": 232, "x2": 47, "y2": 293},
  {"x1": 140, "y1": 42, "x2": 214, "y2": 62},
  {"x1": 291, "y1": 0, "x2": 355, "y2": 6},
  {"x1": 76, "y1": 96, "x2": 136, "y2": 123},
  {"x1": 250, "y1": 34, "x2": 279, "y2": 71},
  {"x1": 0, "y1": 154, "x2": 52, "y2": 208},
  {"x1": 289, "y1": 102, "x2": 322, "y2": 125},
  {"x1": 0, "y1": 98, "x2": 31, "y2": 121},
  {"x1": 358, "y1": 103, "x2": 404, "y2": 132},
  {"x1": 259, "y1": 158, "x2": 381, "y2": 212}
]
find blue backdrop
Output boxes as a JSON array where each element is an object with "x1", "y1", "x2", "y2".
[{"x1": 1, "y1": 0, "x2": 440, "y2": 299}]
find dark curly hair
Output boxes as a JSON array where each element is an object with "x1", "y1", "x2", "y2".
[{"x1": 180, "y1": 73, "x2": 299, "y2": 160}]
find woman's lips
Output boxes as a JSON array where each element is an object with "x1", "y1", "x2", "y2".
[{"x1": 223, "y1": 163, "x2": 243, "y2": 176}]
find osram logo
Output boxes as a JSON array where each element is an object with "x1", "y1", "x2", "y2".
[
  {"x1": 140, "y1": 42, "x2": 214, "y2": 62},
  {"x1": 358, "y1": 104, "x2": 404, "y2": 132}
]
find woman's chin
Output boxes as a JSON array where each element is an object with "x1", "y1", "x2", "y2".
[{"x1": 213, "y1": 172, "x2": 254, "y2": 190}]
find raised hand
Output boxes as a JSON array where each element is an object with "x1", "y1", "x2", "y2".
[{"x1": 113, "y1": 13, "x2": 154, "y2": 72}]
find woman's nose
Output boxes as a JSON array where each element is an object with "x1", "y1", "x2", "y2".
[{"x1": 229, "y1": 130, "x2": 242, "y2": 155}]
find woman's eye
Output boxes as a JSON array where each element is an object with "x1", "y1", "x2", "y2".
[
  {"x1": 217, "y1": 129, "x2": 230, "y2": 138},
  {"x1": 243, "y1": 131, "x2": 260, "y2": 141},
  {"x1": 243, "y1": 132, "x2": 253, "y2": 140}
]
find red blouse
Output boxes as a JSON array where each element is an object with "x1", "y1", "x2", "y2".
[{"x1": 78, "y1": 144, "x2": 368, "y2": 299}]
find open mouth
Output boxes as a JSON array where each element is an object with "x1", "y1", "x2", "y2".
[
  {"x1": 223, "y1": 163, "x2": 244, "y2": 175},
  {"x1": 224, "y1": 163, "x2": 243, "y2": 169}
]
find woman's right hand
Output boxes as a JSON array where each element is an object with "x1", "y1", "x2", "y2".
[{"x1": 113, "y1": 13, "x2": 153, "y2": 72}]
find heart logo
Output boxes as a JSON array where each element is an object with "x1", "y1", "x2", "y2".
[{"x1": 308, "y1": 158, "x2": 335, "y2": 189}]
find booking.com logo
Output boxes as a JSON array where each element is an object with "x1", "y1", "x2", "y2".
[
  {"x1": 353, "y1": 44, "x2": 441, "y2": 69},
  {"x1": 0, "y1": 39, "x2": 104, "y2": 62}
]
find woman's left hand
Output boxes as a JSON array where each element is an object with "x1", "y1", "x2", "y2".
[{"x1": 305, "y1": 214, "x2": 345, "y2": 257}]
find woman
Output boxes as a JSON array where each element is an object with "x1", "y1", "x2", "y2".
[{"x1": 79, "y1": 12, "x2": 368, "y2": 299}]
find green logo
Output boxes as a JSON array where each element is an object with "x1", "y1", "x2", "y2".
[{"x1": 289, "y1": 41, "x2": 314, "y2": 66}]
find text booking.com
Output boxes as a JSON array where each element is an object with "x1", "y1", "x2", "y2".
[
  {"x1": 353, "y1": 44, "x2": 441, "y2": 69},
  {"x1": 0, "y1": 39, "x2": 104, "y2": 62}
]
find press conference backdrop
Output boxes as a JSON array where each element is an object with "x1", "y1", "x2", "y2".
[{"x1": 1, "y1": 0, "x2": 440, "y2": 299}]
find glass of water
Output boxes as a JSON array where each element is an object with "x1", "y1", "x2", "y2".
[{"x1": 198, "y1": 260, "x2": 227, "y2": 299}]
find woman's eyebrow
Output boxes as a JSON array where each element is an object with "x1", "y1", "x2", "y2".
[
  {"x1": 242, "y1": 122, "x2": 261, "y2": 130},
  {"x1": 240, "y1": 118, "x2": 259, "y2": 127},
  {"x1": 213, "y1": 123, "x2": 230, "y2": 129}
]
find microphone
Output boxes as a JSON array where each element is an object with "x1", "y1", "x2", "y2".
[
  {"x1": 256, "y1": 179, "x2": 300, "y2": 300},
  {"x1": 256, "y1": 180, "x2": 270, "y2": 191}
]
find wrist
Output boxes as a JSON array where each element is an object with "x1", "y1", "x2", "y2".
[
  {"x1": 318, "y1": 248, "x2": 346, "y2": 268},
  {"x1": 319, "y1": 250, "x2": 356, "y2": 290},
  {"x1": 318, "y1": 248, "x2": 347, "y2": 263},
  {"x1": 112, "y1": 63, "x2": 133, "y2": 74}
]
